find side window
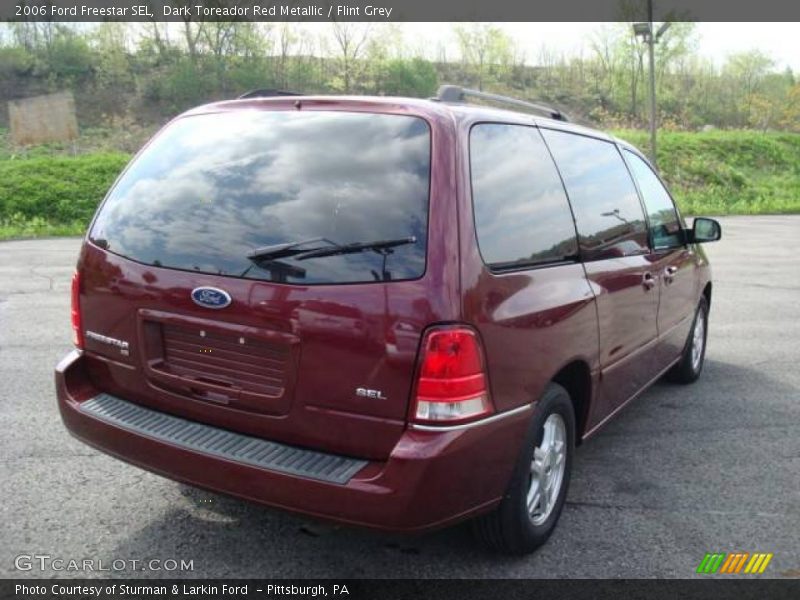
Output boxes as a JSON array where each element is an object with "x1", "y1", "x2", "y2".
[
  {"x1": 470, "y1": 123, "x2": 578, "y2": 270},
  {"x1": 541, "y1": 129, "x2": 648, "y2": 261},
  {"x1": 624, "y1": 150, "x2": 684, "y2": 250}
]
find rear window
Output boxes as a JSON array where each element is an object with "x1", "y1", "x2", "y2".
[
  {"x1": 470, "y1": 123, "x2": 579, "y2": 270},
  {"x1": 90, "y1": 111, "x2": 431, "y2": 284}
]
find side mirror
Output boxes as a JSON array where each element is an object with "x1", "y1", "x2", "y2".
[{"x1": 690, "y1": 217, "x2": 721, "y2": 244}]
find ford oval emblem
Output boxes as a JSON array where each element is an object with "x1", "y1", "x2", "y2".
[{"x1": 191, "y1": 287, "x2": 232, "y2": 309}]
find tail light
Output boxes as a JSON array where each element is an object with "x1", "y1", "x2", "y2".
[
  {"x1": 412, "y1": 326, "x2": 493, "y2": 424},
  {"x1": 71, "y1": 271, "x2": 84, "y2": 349}
]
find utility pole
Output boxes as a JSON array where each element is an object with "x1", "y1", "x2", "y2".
[
  {"x1": 634, "y1": 1, "x2": 670, "y2": 170},
  {"x1": 647, "y1": 0, "x2": 657, "y2": 168}
]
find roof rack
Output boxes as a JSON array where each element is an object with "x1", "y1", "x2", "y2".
[
  {"x1": 433, "y1": 85, "x2": 568, "y2": 122},
  {"x1": 238, "y1": 89, "x2": 302, "y2": 99}
]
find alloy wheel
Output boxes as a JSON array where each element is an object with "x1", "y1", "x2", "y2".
[
  {"x1": 691, "y1": 307, "x2": 706, "y2": 372},
  {"x1": 527, "y1": 413, "x2": 567, "y2": 526}
]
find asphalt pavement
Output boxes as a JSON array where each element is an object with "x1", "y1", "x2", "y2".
[{"x1": 1, "y1": 216, "x2": 798, "y2": 578}]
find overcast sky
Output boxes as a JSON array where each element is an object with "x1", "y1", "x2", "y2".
[{"x1": 399, "y1": 22, "x2": 800, "y2": 71}]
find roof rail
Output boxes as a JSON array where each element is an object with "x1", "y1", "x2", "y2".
[
  {"x1": 434, "y1": 85, "x2": 568, "y2": 122},
  {"x1": 238, "y1": 89, "x2": 302, "y2": 99}
]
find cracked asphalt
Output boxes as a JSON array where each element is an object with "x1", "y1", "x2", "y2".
[{"x1": 1, "y1": 216, "x2": 798, "y2": 579}]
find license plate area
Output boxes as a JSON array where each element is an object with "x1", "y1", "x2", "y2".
[{"x1": 137, "y1": 309, "x2": 299, "y2": 416}]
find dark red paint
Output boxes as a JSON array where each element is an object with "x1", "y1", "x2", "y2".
[{"x1": 56, "y1": 96, "x2": 713, "y2": 532}]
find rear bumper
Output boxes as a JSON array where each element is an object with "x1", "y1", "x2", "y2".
[{"x1": 56, "y1": 350, "x2": 531, "y2": 533}]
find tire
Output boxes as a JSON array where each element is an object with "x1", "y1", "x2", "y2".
[
  {"x1": 667, "y1": 296, "x2": 709, "y2": 384},
  {"x1": 472, "y1": 382, "x2": 575, "y2": 554}
]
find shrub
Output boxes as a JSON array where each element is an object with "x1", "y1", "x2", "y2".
[
  {"x1": 0, "y1": 153, "x2": 130, "y2": 226},
  {"x1": 0, "y1": 47, "x2": 35, "y2": 78},
  {"x1": 613, "y1": 130, "x2": 800, "y2": 215},
  {"x1": 1, "y1": 129, "x2": 798, "y2": 241}
]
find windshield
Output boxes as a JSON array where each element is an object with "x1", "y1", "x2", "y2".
[{"x1": 90, "y1": 110, "x2": 431, "y2": 284}]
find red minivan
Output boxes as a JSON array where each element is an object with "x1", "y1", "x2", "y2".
[{"x1": 56, "y1": 86, "x2": 721, "y2": 554}]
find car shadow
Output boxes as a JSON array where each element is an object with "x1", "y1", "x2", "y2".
[
  {"x1": 107, "y1": 356, "x2": 792, "y2": 578},
  {"x1": 105, "y1": 483, "x2": 525, "y2": 579},
  {"x1": 578, "y1": 356, "x2": 798, "y2": 442}
]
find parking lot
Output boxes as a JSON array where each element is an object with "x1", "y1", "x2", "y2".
[{"x1": 1, "y1": 216, "x2": 798, "y2": 578}]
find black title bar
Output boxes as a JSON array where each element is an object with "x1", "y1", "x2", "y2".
[
  {"x1": 4, "y1": 579, "x2": 800, "y2": 600},
  {"x1": 3, "y1": 0, "x2": 800, "y2": 22}
]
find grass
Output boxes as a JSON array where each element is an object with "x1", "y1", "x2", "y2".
[
  {"x1": 0, "y1": 127, "x2": 798, "y2": 240},
  {"x1": 613, "y1": 129, "x2": 800, "y2": 215},
  {"x1": 0, "y1": 124, "x2": 155, "y2": 160},
  {"x1": 0, "y1": 215, "x2": 87, "y2": 238},
  {"x1": 0, "y1": 150, "x2": 130, "y2": 240}
]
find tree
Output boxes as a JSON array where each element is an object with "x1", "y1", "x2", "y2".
[
  {"x1": 330, "y1": 22, "x2": 371, "y2": 93},
  {"x1": 383, "y1": 58, "x2": 438, "y2": 97},
  {"x1": 92, "y1": 23, "x2": 132, "y2": 90},
  {"x1": 588, "y1": 25, "x2": 622, "y2": 110},
  {"x1": 780, "y1": 83, "x2": 800, "y2": 132},
  {"x1": 45, "y1": 26, "x2": 94, "y2": 83},
  {"x1": 725, "y1": 50, "x2": 775, "y2": 126},
  {"x1": 453, "y1": 24, "x2": 514, "y2": 91},
  {"x1": 181, "y1": 20, "x2": 204, "y2": 62},
  {"x1": 276, "y1": 23, "x2": 296, "y2": 89},
  {"x1": 1, "y1": 22, "x2": 797, "y2": 133}
]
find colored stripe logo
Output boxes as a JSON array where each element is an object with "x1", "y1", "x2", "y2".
[{"x1": 697, "y1": 552, "x2": 773, "y2": 574}]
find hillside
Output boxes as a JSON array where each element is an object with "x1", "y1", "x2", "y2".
[
  {"x1": 615, "y1": 130, "x2": 800, "y2": 216},
  {"x1": 1, "y1": 128, "x2": 798, "y2": 239}
]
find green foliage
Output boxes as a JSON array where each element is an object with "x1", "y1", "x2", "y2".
[
  {"x1": 0, "y1": 129, "x2": 796, "y2": 241},
  {"x1": 45, "y1": 27, "x2": 94, "y2": 82},
  {"x1": 142, "y1": 59, "x2": 216, "y2": 113},
  {"x1": 779, "y1": 83, "x2": 800, "y2": 132},
  {"x1": 1, "y1": 21, "x2": 798, "y2": 239},
  {"x1": 0, "y1": 46, "x2": 35, "y2": 78},
  {"x1": 227, "y1": 59, "x2": 278, "y2": 93},
  {"x1": 0, "y1": 153, "x2": 130, "y2": 235},
  {"x1": 287, "y1": 59, "x2": 320, "y2": 92},
  {"x1": 92, "y1": 23, "x2": 134, "y2": 90},
  {"x1": 453, "y1": 24, "x2": 516, "y2": 90},
  {"x1": 1, "y1": 22, "x2": 798, "y2": 131},
  {"x1": 382, "y1": 58, "x2": 438, "y2": 97},
  {"x1": 0, "y1": 214, "x2": 86, "y2": 239},
  {"x1": 0, "y1": 125, "x2": 155, "y2": 159},
  {"x1": 614, "y1": 130, "x2": 800, "y2": 215}
]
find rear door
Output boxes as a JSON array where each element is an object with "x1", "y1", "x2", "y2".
[
  {"x1": 81, "y1": 107, "x2": 441, "y2": 460},
  {"x1": 464, "y1": 123, "x2": 597, "y2": 416},
  {"x1": 623, "y1": 149, "x2": 697, "y2": 365},
  {"x1": 541, "y1": 129, "x2": 660, "y2": 425}
]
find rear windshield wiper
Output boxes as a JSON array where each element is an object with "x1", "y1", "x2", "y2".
[
  {"x1": 246, "y1": 238, "x2": 339, "y2": 261},
  {"x1": 295, "y1": 236, "x2": 418, "y2": 260}
]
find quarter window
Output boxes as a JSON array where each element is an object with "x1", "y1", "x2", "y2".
[
  {"x1": 470, "y1": 124, "x2": 578, "y2": 270},
  {"x1": 624, "y1": 150, "x2": 684, "y2": 249},
  {"x1": 540, "y1": 130, "x2": 648, "y2": 261}
]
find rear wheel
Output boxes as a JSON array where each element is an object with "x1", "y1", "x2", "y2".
[
  {"x1": 667, "y1": 297, "x2": 708, "y2": 384},
  {"x1": 472, "y1": 383, "x2": 575, "y2": 554}
]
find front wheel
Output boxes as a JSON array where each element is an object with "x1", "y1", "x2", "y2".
[
  {"x1": 668, "y1": 297, "x2": 709, "y2": 384},
  {"x1": 472, "y1": 383, "x2": 575, "y2": 554}
]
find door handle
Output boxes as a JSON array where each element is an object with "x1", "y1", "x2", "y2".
[
  {"x1": 664, "y1": 265, "x2": 678, "y2": 284},
  {"x1": 642, "y1": 272, "x2": 656, "y2": 290}
]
